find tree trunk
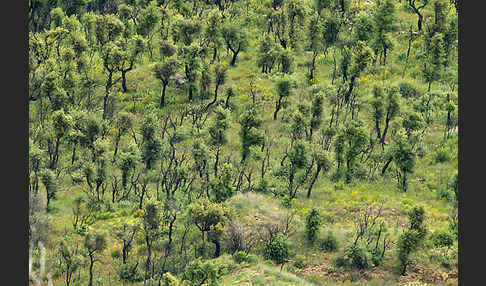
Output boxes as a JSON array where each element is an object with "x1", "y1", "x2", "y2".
[
  {"x1": 345, "y1": 76, "x2": 356, "y2": 103},
  {"x1": 212, "y1": 238, "x2": 221, "y2": 258},
  {"x1": 230, "y1": 47, "x2": 240, "y2": 66},
  {"x1": 214, "y1": 145, "x2": 220, "y2": 177},
  {"x1": 160, "y1": 83, "x2": 167, "y2": 108},
  {"x1": 121, "y1": 70, "x2": 128, "y2": 93},
  {"x1": 310, "y1": 51, "x2": 317, "y2": 81},
  {"x1": 381, "y1": 157, "x2": 393, "y2": 175},
  {"x1": 307, "y1": 165, "x2": 322, "y2": 199},
  {"x1": 88, "y1": 254, "x2": 94, "y2": 286},
  {"x1": 212, "y1": 46, "x2": 218, "y2": 63},
  {"x1": 103, "y1": 71, "x2": 113, "y2": 120},
  {"x1": 145, "y1": 235, "x2": 152, "y2": 282},
  {"x1": 71, "y1": 144, "x2": 76, "y2": 165},
  {"x1": 274, "y1": 96, "x2": 282, "y2": 120},
  {"x1": 50, "y1": 137, "x2": 60, "y2": 170},
  {"x1": 381, "y1": 116, "x2": 391, "y2": 145}
]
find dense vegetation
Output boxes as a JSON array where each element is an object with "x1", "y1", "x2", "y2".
[{"x1": 28, "y1": 0, "x2": 458, "y2": 285}]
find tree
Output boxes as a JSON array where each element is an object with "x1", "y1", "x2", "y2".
[
  {"x1": 49, "y1": 109, "x2": 73, "y2": 170},
  {"x1": 205, "y1": 63, "x2": 227, "y2": 111},
  {"x1": 140, "y1": 112, "x2": 161, "y2": 170},
  {"x1": 136, "y1": 3, "x2": 161, "y2": 59},
  {"x1": 354, "y1": 14, "x2": 375, "y2": 43},
  {"x1": 207, "y1": 106, "x2": 230, "y2": 176},
  {"x1": 345, "y1": 41, "x2": 374, "y2": 103},
  {"x1": 335, "y1": 121, "x2": 368, "y2": 183},
  {"x1": 238, "y1": 103, "x2": 264, "y2": 164},
  {"x1": 423, "y1": 33, "x2": 446, "y2": 92},
  {"x1": 276, "y1": 139, "x2": 312, "y2": 200},
  {"x1": 58, "y1": 236, "x2": 82, "y2": 286},
  {"x1": 84, "y1": 232, "x2": 107, "y2": 286},
  {"x1": 29, "y1": 140, "x2": 44, "y2": 195},
  {"x1": 274, "y1": 76, "x2": 294, "y2": 120},
  {"x1": 179, "y1": 43, "x2": 203, "y2": 101},
  {"x1": 397, "y1": 206, "x2": 427, "y2": 275},
  {"x1": 112, "y1": 217, "x2": 140, "y2": 264},
  {"x1": 310, "y1": 92, "x2": 324, "y2": 140},
  {"x1": 112, "y1": 112, "x2": 133, "y2": 162},
  {"x1": 172, "y1": 17, "x2": 202, "y2": 46},
  {"x1": 306, "y1": 149, "x2": 331, "y2": 198},
  {"x1": 117, "y1": 35, "x2": 146, "y2": 92},
  {"x1": 408, "y1": 0, "x2": 429, "y2": 32},
  {"x1": 153, "y1": 57, "x2": 180, "y2": 107},
  {"x1": 305, "y1": 208, "x2": 322, "y2": 243},
  {"x1": 190, "y1": 198, "x2": 230, "y2": 258},
  {"x1": 391, "y1": 135, "x2": 416, "y2": 192},
  {"x1": 221, "y1": 21, "x2": 249, "y2": 66},
  {"x1": 370, "y1": 85, "x2": 400, "y2": 146},
  {"x1": 257, "y1": 36, "x2": 280, "y2": 74},
  {"x1": 40, "y1": 168, "x2": 56, "y2": 212},
  {"x1": 211, "y1": 163, "x2": 235, "y2": 203},
  {"x1": 204, "y1": 9, "x2": 224, "y2": 63},
  {"x1": 142, "y1": 201, "x2": 162, "y2": 282},
  {"x1": 372, "y1": 0, "x2": 396, "y2": 66},
  {"x1": 307, "y1": 14, "x2": 322, "y2": 81}
]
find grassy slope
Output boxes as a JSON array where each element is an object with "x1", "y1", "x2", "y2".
[{"x1": 34, "y1": 2, "x2": 458, "y2": 286}]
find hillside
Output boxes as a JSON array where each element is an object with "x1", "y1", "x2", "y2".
[{"x1": 28, "y1": 0, "x2": 458, "y2": 285}]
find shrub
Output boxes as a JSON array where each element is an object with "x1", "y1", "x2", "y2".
[
  {"x1": 161, "y1": 272, "x2": 180, "y2": 286},
  {"x1": 183, "y1": 258, "x2": 221, "y2": 286},
  {"x1": 111, "y1": 248, "x2": 121, "y2": 259},
  {"x1": 335, "y1": 243, "x2": 373, "y2": 270},
  {"x1": 246, "y1": 254, "x2": 259, "y2": 264},
  {"x1": 431, "y1": 230, "x2": 455, "y2": 248},
  {"x1": 305, "y1": 208, "x2": 322, "y2": 244},
  {"x1": 293, "y1": 254, "x2": 307, "y2": 269},
  {"x1": 263, "y1": 233, "x2": 292, "y2": 265},
  {"x1": 398, "y1": 81, "x2": 419, "y2": 98},
  {"x1": 397, "y1": 206, "x2": 427, "y2": 275},
  {"x1": 233, "y1": 251, "x2": 248, "y2": 263},
  {"x1": 434, "y1": 147, "x2": 451, "y2": 163},
  {"x1": 319, "y1": 231, "x2": 339, "y2": 252},
  {"x1": 117, "y1": 261, "x2": 143, "y2": 283}
]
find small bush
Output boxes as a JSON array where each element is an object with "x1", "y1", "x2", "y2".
[
  {"x1": 117, "y1": 261, "x2": 143, "y2": 283},
  {"x1": 319, "y1": 231, "x2": 339, "y2": 252},
  {"x1": 263, "y1": 233, "x2": 292, "y2": 265},
  {"x1": 293, "y1": 254, "x2": 307, "y2": 269},
  {"x1": 232, "y1": 251, "x2": 248, "y2": 263},
  {"x1": 246, "y1": 254, "x2": 259, "y2": 264},
  {"x1": 305, "y1": 208, "x2": 322, "y2": 244},
  {"x1": 335, "y1": 244, "x2": 373, "y2": 270},
  {"x1": 399, "y1": 81, "x2": 419, "y2": 98},
  {"x1": 111, "y1": 248, "x2": 121, "y2": 259},
  {"x1": 431, "y1": 230, "x2": 455, "y2": 248},
  {"x1": 434, "y1": 147, "x2": 451, "y2": 163},
  {"x1": 161, "y1": 272, "x2": 180, "y2": 286}
]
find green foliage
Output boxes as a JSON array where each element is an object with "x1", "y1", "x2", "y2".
[
  {"x1": 397, "y1": 206, "x2": 427, "y2": 275},
  {"x1": 319, "y1": 231, "x2": 339, "y2": 252},
  {"x1": 335, "y1": 242, "x2": 373, "y2": 270},
  {"x1": 431, "y1": 229, "x2": 454, "y2": 248},
  {"x1": 117, "y1": 261, "x2": 143, "y2": 283},
  {"x1": 183, "y1": 258, "x2": 221, "y2": 286},
  {"x1": 28, "y1": 1, "x2": 458, "y2": 284},
  {"x1": 263, "y1": 233, "x2": 292, "y2": 265},
  {"x1": 238, "y1": 103, "x2": 264, "y2": 163},
  {"x1": 305, "y1": 208, "x2": 322, "y2": 243},
  {"x1": 232, "y1": 250, "x2": 248, "y2": 263},
  {"x1": 162, "y1": 272, "x2": 180, "y2": 286}
]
